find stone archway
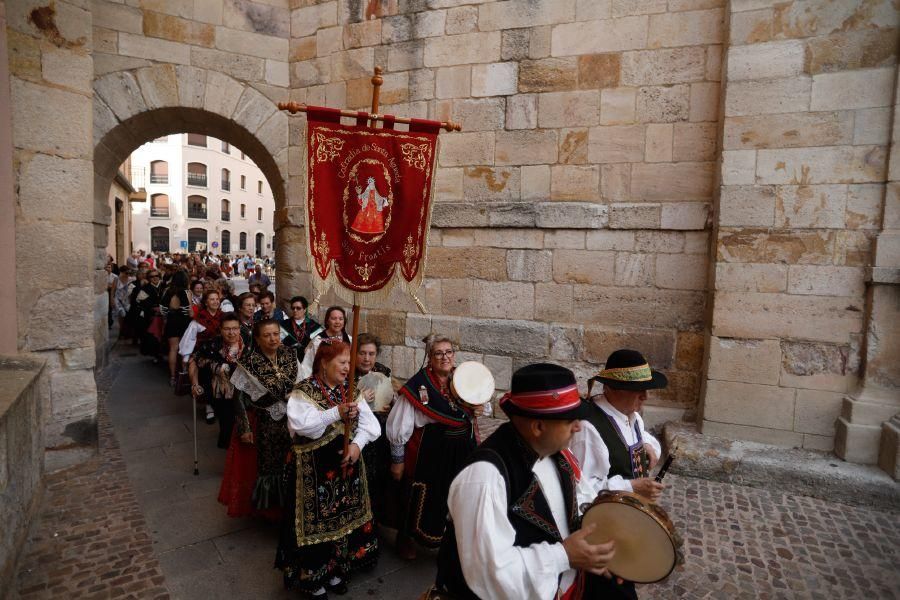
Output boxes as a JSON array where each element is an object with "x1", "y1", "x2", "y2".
[{"x1": 91, "y1": 64, "x2": 292, "y2": 363}]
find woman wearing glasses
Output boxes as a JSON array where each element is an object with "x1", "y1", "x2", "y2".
[
  {"x1": 386, "y1": 334, "x2": 483, "y2": 560},
  {"x1": 283, "y1": 295, "x2": 321, "y2": 355}
]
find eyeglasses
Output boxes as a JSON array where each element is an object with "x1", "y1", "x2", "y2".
[{"x1": 432, "y1": 350, "x2": 454, "y2": 359}]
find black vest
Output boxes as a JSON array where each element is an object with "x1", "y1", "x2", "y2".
[
  {"x1": 435, "y1": 423, "x2": 579, "y2": 599},
  {"x1": 585, "y1": 401, "x2": 649, "y2": 480}
]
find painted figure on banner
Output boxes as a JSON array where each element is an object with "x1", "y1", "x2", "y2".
[{"x1": 351, "y1": 176, "x2": 389, "y2": 234}]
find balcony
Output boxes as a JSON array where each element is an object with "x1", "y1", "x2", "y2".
[
  {"x1": 221, "y1": 180, "x2": 230, "y2": 191},
  {"x1": 188, "y1": 207, "x2": 208, "y2": 219},
  {"x1": 222, "y1": 211, "x2": 231, "y2": 222},
  {"x1": 150, "y1": 174, "x2": 168, "y2": 184},
  {"x1": 187, "y1": 173, "x2": 207, "y2": 187},
  {"x1": 150, "y1": 207, "x2": 169, "y2": 217}
]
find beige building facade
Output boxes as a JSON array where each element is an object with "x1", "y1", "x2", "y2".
[
  {"x1": 130, "y1": 133, "x2": 276, "y2": 257},
  {"x1": 1, "y1": 5, "x2": 899, "y2": 584}
]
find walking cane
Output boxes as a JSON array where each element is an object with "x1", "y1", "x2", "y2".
[{"x1": 192, "y1": 385, "x2": 200, "y2": 476}]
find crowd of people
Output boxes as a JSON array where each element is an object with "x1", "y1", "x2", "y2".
[{"x1": 106, "y1": 249, "x2": 674, "y2": 600}]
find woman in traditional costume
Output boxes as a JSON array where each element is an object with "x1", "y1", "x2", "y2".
[
  {"x1": 386, "y1": 334, "x2": 484, "y2": 560},
  {"x1": 180, "y1": 289, "x2": 224, "y2": 424},
  {"x1": 277, "y1": 340, "x2": 380, "y2": 598},
  {"x1": 191, "y1": 313, "x2": 244, "y2": 449},
  {"x1": 283, "y1": 295, "x2": 321, "y2": 355},
  {"x1": 298, "y1": 306, "x2": 352, "y2": 380},
  {"x1": 235, "y1": 291, "x2": 257, "y2": 347},
  {"x1": 224, "y1": 319, "x2": 298, "y2": 517}
]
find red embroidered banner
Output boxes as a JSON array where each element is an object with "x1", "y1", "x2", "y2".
[{"x1": 305, "y1": 107, "x2": 441, "y2": 302}]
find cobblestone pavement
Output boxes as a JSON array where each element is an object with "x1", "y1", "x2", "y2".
[
  {"x1": 12, "y1": 347, "x2": 900, "y2": 599},
  {"x1": 13, "y1": 361, "x2": 170, "y2": 599}
]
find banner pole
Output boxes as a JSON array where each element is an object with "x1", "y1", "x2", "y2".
[{"x1": 342, "y1": 67, "x2": 385, "y2": 477}]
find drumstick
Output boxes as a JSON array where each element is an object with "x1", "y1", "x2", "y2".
[{"x1": 654, "y1": 440, "x2": 678, "y2": 483}]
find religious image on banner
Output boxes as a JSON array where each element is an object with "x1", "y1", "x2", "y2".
[{"x1": 305, "y1": 107, "x2": 442, "y2": 303}]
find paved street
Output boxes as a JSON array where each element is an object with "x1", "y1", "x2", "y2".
[{"x1": 13, "y1": 344, "x2": 900, "y2": 599}]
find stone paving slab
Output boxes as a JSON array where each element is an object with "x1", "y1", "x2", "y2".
[{"x1": 12, "y1": 348, "x2": 900, "y2": 599}]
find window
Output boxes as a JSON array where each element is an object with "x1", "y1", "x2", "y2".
[
  {"x1": 255, "y1": 232, "x2": 264, "y2": 257},
  {"x1": 187, "y1": 195, "x2": 207, "y2": 219},
  {"x1": 221, "y1": 168, "x2": 230, "y2": 191},
  {"x1": 240, "y1": 203, "x2": 246, "y2": 218},
  {"x1": 240, "y1": 175, "x2": 246, "y2": 190},
  {"x1": 221, "y1": 199, "x2": 231, "y2": 221},
  {"x1": 221, "y1": 230, "x2": 231, "y2": 255},
  {"x1": 257, "y1": 180, "x2": 263, "y2": 194},
  {"x1": 188, "y1": 228, "x2": 207, "y2": 252},
  {"x1": 150, "y1": 193, "x2": 169, "y2": 217},
  {"x1": 187, "y1": 133, "x2": 207, "y2": 147},
  {"x1": 239, "y1": 232, "x2": 247, "y2": 250},
  {"x1": 149, "y1": 161, "x2": 168, "y2": 184},
  {"x1": 240, "y1": 151, "x2": 245, "y2": 160},
  {"x1": 257, "y1": 207, "x2": 263, "y2": 221},
  {"x1": 221, "y1": 140, "x2": 230, "y2": 153},
  {"x1": 187, "y1": 162, "x2": 207, "y2": 187},
  {"x1": 150, "y1": 226, "x2": 169, "y2": 252}
]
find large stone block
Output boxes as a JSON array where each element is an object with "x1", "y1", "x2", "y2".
[
  {"x1": 559, "y1": 128, "x2": 589, "y2": 164},
  {"x1": 586, "y1": 230, "x2": 635, "y2": 251},
  {"x1": 472, "y1": 62, "x2": 518, "y2": 97},
  {"x1": 675, "y1": 330, "x2": 704, "y2": 372},
  {"x1": 721, "y1": 149, "x2": 756, "y2": 185},
  {"x1": 712, "y1": 292, "x2": 863, "y2": 344},
  {"x1": 193, "y1": 46, "x2": 265, "y2": 82},
  {"x1": 636, "y1": 84, "x2": 689, "y2": 122},
  {"x1": 506, "y1": 94, "x2": 538, "y2": 129},
  {"x1": 704, "y1": 380, "x2": 795, "y2": 430},
  {"x1": 331, "y1": 47, "x2": 374, "y2": 80},
  {"x1": 550, "y1": 165, "x2": 599, "y2": 201},
  {"x1": 810, "y1": 67, "x2": 896, "y2": 111},
  {"x1": 689, "y1": 81, "x2": 719, "y2": 122},
  {"x1": 656, "y1": 253, "x2": 706, "y2": 290},
  {"x1": 459, "y1": 318, "x2": 549, "y2": 357},
  {"x1": 794, "y1": 390, "x2": 843, "y2": 436},
  {"x1": 119, "y1": 31, "x2": 190, "y2": 64},
  {"x1": 805, "y1": 28, "x2": 899, "y2": 75},
  {"x1": 578, "y1": 53, "x2": 621, "y2": 88},
  {"x1": 599, "y1": 87, "x2": 637, "y2": 124},
  {"x1": 660, "y1": 202, "x2": 709, "y2": 230},
  {"x1": 600, "y1": 163, "x2": 631, "y2": 200},
  {"x1": 553, "y1": 249, "x2": 615, "y2": 285},
  {"x1": 775, "y1": 185, "x2": 847, "y2": 229},
  {"x1": 614, "y1": 252, "x2": 654, "y2": 287},
  {"x1": 786, "y1": 265, "x2": 865, "y2": 298},
  {"x1": 583, "y1": 325, "x2": 675, "y2": 368},
  {"x1": 17, "y1": 154, "x2": 93, "y2": 222},
  {"x1": 722, "y1": 111, "x2": 854, "y2": 151},
  {"x1": 478, "y1": 0, "x2": 576, "y2": 31},
  {"x1": 725, "y1": 77, "x2": 811, "y2": 117},
  {"x1": 707, "y1": 337, "x2": 781, "y2": 385},
  {"x1": 135, "y1": 64, "x2": 180, "y2": 109},
  {"x1": 573, "y1": 285, "x2": 705, "y2": 330},
  {"x1": 644, "y1": 123, "x2": 672, "y2": 162},
  {"x1": 544, "y1": 230, "x2": 585, "y2": 249},
  {"x1": 538, "y1": 90, "x2": 599, "y2": 128},
  {"x1": 142, "y1": 11, "x2": 214, "y2": 47},
  {"x1": 621, "y1": 46, "x2": 706, "y2": 86},
  {"x1": 439, "y1": 132, "x2": 495, "y2": 167},
  {"x1": 446, "y1": 6, "x2": 478, "y2": 35},
  {"x1": 536, "y1": 202, "x2": 607, "y2": 228},
  {"x1": 518, "y1": 57, "x2": 578, "y2": 93},
  {"x1": 474, "y1": 281, "x2": 535, "y2": 319},
  {"x1": 756, "y1": 146, "x2": 887, "y2": 185},
  {"x1": 717, "y1": 229, "x2": 835, "y2": 265},
  {"x1": 647, "y1": 8, "x2": 724, "y2": 48},
  {"x1": 41, "y1": 46, "x2": 92, "y2": 94},
  {"x1": 204, "y1": 70, "x2": 245, "y2": 118},
  {"x1": 24, "y1": 287, "x2": 94, "y2": 351},
  {"x1": 424, "y1": 32, "x2": 501, "y2": 67},
  {"x1": 462, "y1": 166, "x2": 520, "y2": 201},
  {"x1": 715, "y1": 263, "x2": 787, "y2": 293},
  {"x1": 14, "y1": 79, "x2": 92, "y2": 159},
  {"x1": 630, "y1": 162, "x2": 714, "y2": 202},
  {"x1": 92, "y1": 0, "x2": 143, "y2": 34},
  {"x1": 672, "y1": 123, "x2": 716, "y2": 162},
  {"x1": 291, "y1": 2, "x2": 337, "y2": 38},
  {"x1": 426, "y1": 247, "x2": 507, "y2": 280},
  {"x1": 507, "y1": 250, "x2": 552, "y2": 282},
  {"x1": 232, "y1": 85, "x2": 277, "y2": 134},
  {"x1": 475, "y1": 228, "x2": 544, "y2": 249},
  {"x1": 50, "y1": 369, "x2": 97, "y2": 419},
  {"x1": 607, "y1": 203, "x2": 660, "y2": 229},
  {"x1": 174, "y1": 65, "x2": 207, "y2": 109},
  {"x1": 726, "y1": 39, "x2": 804, "y2": 81},
  {"x1": 780, "y1": 340, "x2": 855, "y2": 393},
  {"x1": 535, "y1": 282, "x2": 574, "y2": 322},
  {"x1": 588, "y1": 124, "x2": 644, "y2": 163},
  {"x1": 435, "y1": 65, "x2": 471, "y2": 99},
  {"x1": 551, "y1": 16, "x2": 648, "y2": 56},
  {"x1": 495, "y1": 130, "x2": 557, "y2": 165}
]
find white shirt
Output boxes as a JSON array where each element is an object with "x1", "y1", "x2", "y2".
[
  {"x1": 447, "y1": 455, "x2": 595, "y2": 599},
  {"x1": 385, "y1": 391, "x2": 437, "y2": 460},
  {"x1": 570, "y1": 396, "x2": 661, "y2": 495},
  {"x1": 298, "y1": 330, "x2": 351, "y2": 380},
  {"x1": 286, "y1": 386, "x2": 381, "y2": 450},
  {"x1": 178, "y1": 320, "x2": 205, "y2": 359}
]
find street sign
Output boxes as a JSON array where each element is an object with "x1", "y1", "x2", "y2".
[
  {"x1": 179, "y1": 240, "x2": 188, "y2": 249},
  {"x1": 212, "y1": 241, "x2": 219, "y2": 248}
]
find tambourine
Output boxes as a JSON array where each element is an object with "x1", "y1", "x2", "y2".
[
  {"x1": 450, "y1": 361, "x2": 495, "y2": 406},
  {"x1": 357, "y1": 371, "x2": 393, "y2": 412},
  {"x1": 580, "y1": 491, "x2": 679, "y2": 583}
]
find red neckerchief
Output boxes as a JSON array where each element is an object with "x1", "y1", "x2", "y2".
[
  {"x1": 291, "y1": 318, "x2": 308, "y2": 342},
  {"x1": 220, "y1": 338, "x2": 243, "y2": 364},
  {"x1": 196, "y1": 308, "x2": 223, "y2": 342},
  {"x1": 425, "y1": 367, "x2": 453, "y2": 403},
  {"x1": 315, "y1": 375, "x2": 347, "y2": 408}
]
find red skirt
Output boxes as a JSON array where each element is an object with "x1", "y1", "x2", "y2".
[{"x1": 218, "y1": 410, "x2": 264, "y2": 518}]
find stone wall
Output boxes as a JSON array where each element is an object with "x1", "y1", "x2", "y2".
[
  {"x1": 287, "y1": 0, "x2": 725, "y2": 421},
  {"x1": 706, "y1": 0, "x2": 899, "y2": 450}
]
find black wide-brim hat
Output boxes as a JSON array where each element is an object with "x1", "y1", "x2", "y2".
[
  {"x1": 500, "y1": 363, "x2": 592, "y2": 420},
  {"x1": 589, "y1": 349, "x2": 668, "y2": 392}
]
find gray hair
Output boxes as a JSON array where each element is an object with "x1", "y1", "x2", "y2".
[{"x1": 423, "y1": 333, "x2": 454, "y2": 358}]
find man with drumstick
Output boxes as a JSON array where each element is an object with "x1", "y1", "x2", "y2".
[
  {"x1": 427, "y1": 363, "x2": 616, "y2": 600},
  {"x1": 570, "y1": 348, "x2": 668, "y2": 599}
]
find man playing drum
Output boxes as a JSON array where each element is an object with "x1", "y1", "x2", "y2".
[
  {"x1": 570, "y1": 348, "x2": 668, "y2": 599},
  {"x1": 429, "y1": 363, "x2": 616, "y2": 600}
]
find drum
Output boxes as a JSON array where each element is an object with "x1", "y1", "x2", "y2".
[
  {"x1": 358, "y1": 371, "x2": 393, "y2": 412},
  {"x1": 580, "y1": 491, "x2": 678, "y2": 583},
  {"x1": 450, "y1": 361, "x2": 495, "y2": 406}
]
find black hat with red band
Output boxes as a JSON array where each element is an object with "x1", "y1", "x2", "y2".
[{"x1": 499, "y1": 363, "x2": 591, "y2": 421}]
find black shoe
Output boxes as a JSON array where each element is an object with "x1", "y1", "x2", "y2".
[{"x1": 325, "y1": 579, "x2": 347, "y2": 595}]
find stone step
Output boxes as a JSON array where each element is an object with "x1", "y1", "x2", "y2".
[{"x1": 878, "y1": 415, "x2": 900, "y2": 481}]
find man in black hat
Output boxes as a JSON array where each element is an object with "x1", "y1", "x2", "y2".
[
  {"x1": 429, "y1": 363, "x2": 616, "y2": 600},
  {"x1": 571, "y1": 348, "x2": 668, "y2": 600}
]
